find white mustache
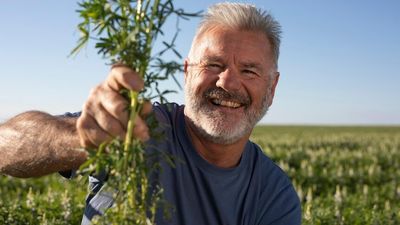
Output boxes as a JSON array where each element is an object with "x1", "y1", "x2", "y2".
[{"x1": 204, "y1": 88, "x2": 251, "y2": 107}]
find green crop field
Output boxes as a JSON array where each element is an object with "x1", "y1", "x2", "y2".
[{"x1": 1, "y1": 126, "x2": 399, "y2": 224}]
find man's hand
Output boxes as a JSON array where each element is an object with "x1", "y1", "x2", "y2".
[{"x1": 77, "y1": 65, "x2": 152, "y2": 148}]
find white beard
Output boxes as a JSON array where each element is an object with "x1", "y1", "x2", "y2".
[{"x1": 184, "y1": 81, "x2": 270, "y2": 145}]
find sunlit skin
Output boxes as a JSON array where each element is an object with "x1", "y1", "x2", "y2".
[{"x1": 183, "y1": 26, "x2": 280, "y2": 168}]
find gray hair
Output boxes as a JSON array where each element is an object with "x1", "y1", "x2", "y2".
[{"x1": 192, "y1": 2, "x2": 282, "y2": 68}]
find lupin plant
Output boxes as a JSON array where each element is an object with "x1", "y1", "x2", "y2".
[{"x1": 70, "y1": 0, "x2": 200, "y2": 224}]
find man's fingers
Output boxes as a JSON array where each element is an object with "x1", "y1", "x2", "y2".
[
  {"x1": 107, "y1": 65, "x2": 144, "y2": 92},
  {"x1": 77, "y1": 65, "x2": 152, "y2": 148},
  {"x1": 76, "y1": 113, "x2": 113, "y2": 148},
  {"x1": 140, "y1": 100, "x2": 153, "y2": 118},
  {"x1": 133, "y1": 116, "x2": 150, "y2": 142},
  {"x1": 100, "y1": 88, "x2": 130, "y2": 128},
  {"x1": 93, "y1": 104, "x2": 126, "y2": 140}
]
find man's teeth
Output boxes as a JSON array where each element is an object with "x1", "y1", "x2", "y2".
[{"x1": 211, "y1": 99, "x2": 241, "y2": 108}]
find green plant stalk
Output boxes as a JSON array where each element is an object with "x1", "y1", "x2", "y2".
[
  {"x1": 121, "y1": 1, "x2": 160, "y2": 221},
  {"x1": 124, "y1": 91, "x2": 138, "y2": 153},
  {"x1": 124, "y1": 0, "x2": 159, "y2": 152}
]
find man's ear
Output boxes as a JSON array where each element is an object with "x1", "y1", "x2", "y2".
[
  {"x1": 184, "y1": 58, "x2": 189, "y2": 82},
  {"x1": 268, "y1": 72, "x2": 280, "y2": 107}
]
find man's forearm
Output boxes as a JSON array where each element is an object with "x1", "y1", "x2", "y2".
[{"x1": 0, "y1": 111, "x2": 87, "y2": 178}]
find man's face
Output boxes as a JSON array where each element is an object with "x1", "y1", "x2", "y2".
[{"x1": 184, "y1": 27, "x2": 279, "y2": 145}]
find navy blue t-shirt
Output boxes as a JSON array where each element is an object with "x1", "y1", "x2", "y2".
[{"x1": 78, "y1": 103, "x2": 301, "y2": 225}]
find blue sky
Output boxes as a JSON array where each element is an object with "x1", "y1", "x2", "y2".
[{"x1": 1, "y1": 0, "x2": 399, "y2": 125}]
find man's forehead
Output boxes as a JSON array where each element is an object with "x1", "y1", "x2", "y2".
[
  {"x1": 196, "y1": 27, "x2": 269, "y2": 46},
  {"x1": 199, "y1": 30, "x2": 269, "y2": 52},
  {"x1": 188, "y1": 27, "x2": 276, "y2": 72}
]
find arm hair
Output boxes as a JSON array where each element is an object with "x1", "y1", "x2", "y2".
[{"x1": 0, "y1": 111, "x2": 87, "y2": 178}]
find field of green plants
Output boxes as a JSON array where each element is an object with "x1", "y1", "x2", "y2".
[{"x1": 1, "y1": 125, "x2": 399, "y2": 224}]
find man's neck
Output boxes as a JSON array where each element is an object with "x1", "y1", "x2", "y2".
[{"x1": 184, "y1": 116, "x2": 250, "y2": 168}]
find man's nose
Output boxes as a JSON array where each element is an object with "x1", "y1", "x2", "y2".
[{"x1": 215, "y1": 68, "x2": 241, "y2": 92}]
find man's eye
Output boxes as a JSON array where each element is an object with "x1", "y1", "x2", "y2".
[
  {"x1": 243, "y1": 69, "x2": 258, "y2": 76},
  {"x1": 209, "y1": 64, "x2": 221, "y2": 68},
  {"x1": 206, "y1": 64, "x2": 223, "y2": 72}
]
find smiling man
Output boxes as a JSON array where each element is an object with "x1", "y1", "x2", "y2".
[
  {"x1": 184, "y1": 26, "x2": 279, "y2": 168},
  {"x1": 0, "y1": 2, "x2": 301, "y2": 225}
]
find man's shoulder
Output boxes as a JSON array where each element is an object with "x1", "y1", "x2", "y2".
[
  {"x1": 153, "y1": 102, "x2": 183, "y2": 120},
  {"x1": 248, "y1": 142, "x2": 289, "y2": 179},
  {"x1": 248, "y1": 142, "x2": 301, "y2": 224},
  {"x1": 248, "y1": 141, "x2": 299, "y2": 204}
]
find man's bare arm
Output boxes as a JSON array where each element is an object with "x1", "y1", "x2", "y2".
[
  {"x1": 0, "y1": 111, "x2": 87, "y2": 178},
  {"x1": 0, "y1": 65, "x2": 149, "y2": 178}
]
